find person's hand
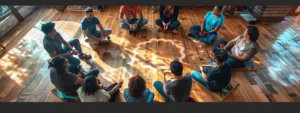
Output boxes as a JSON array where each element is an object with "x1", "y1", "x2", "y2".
[
  {"x1": 71, "y1": 50, "x2": 79, "y2": 55},
  {"x1": 118, "y1": 79, "x2": 124, "y2": 88},
  {"x1": 162, "y1": 22, "x2": 166, "y2": 26},
  {"x1": 227, "y1": 51, "x2": 233, "y2": 56},
  {"x1": 129, "y1": 24, "x2": 135, "y2": 30},
  {"x1": 99, "y1": 38, "x2": 107, "y2": 42},
  {"x1": 77, "y1": 71, "x2": 83, "y2": 77},
  {"x1": 163, "y1": 70, "x2": 171, "y2": 76}
]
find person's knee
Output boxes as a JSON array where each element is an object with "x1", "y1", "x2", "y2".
[
  {"x1": 153, "y1": 81, "x2": 161, "y2": 87},
  {"x1": 155, "y1": 19, "x2": 161, "y2": 25},
  {"x1": 208, "y1": 34, "x2": 217, "y2": 43},
  {"x1": 141, "y1": 18, "x2": 148, "y2": 25},
  {"x1": 120, "y1": 23, "x2": 127, "y2": 29},
  {"x1": 69, "y1": 58, "x2": 81, "y2": 65}
]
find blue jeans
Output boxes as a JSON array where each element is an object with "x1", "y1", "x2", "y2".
[
  {"x1": 190, "y1": 71, "x2": 211, "y2": 90},
  {"x1": 105, "y1": 83, "x2": 120, "y2": 102},
  {"x1": 61, "y1": 39, "x2": 82, "y2": 65},
  {"x1": 156, "y1": 19, "x2": 180, "y2": 30},
  {"x1": 153, "y1": 81, "x2": 170, "y2": 102},
  {"x1": 189, "y1": 26, "x2": 217, "y2": 44},
  {"x1": 212, "y1": 40, "x2": 245, "y2": 68},
  {"x1": 120, "y1": 18, "x2": 148, "y2": 32},
  {"x1": 147, "y1": 92, "x2": 155, "y2": 102},
  {"x1": 87, "y1": 29, "x2": 112, "y2": 38}
]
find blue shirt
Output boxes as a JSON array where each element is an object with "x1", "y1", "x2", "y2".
[
  {"x1": 124, "y1": 88, "x2": 150, "y2": 102},
  {"x1": 204, "y1": 11, "x2": 224, "y2": 32},
  {"x1": 81, "y1": 16, "x2": 100, "y2": 34},
  {"x1": 207, "y1": 62, "x2": 232, "y2": 92}
]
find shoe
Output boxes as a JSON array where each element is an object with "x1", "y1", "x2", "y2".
[{"x1": 187, "y1": 33, "x2": 195, "y2": 38}]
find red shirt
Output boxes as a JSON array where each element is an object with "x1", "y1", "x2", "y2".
[{"x1": 119, "y1": 5, "x2": 141, "y2": 20}]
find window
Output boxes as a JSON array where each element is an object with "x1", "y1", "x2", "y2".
[{"x1": 0, "y1": 6, "x2": 11, "y2": 20}]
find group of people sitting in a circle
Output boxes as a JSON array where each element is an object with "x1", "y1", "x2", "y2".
[{"x1": 41, "y1": 5, "x2": 260, "y2": 102}]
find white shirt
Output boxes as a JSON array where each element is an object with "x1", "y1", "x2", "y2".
[{"x1": 77, "y1": 87, "x2": 111, "y2": 102}]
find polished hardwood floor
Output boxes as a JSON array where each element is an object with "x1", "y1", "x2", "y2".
[{"x1": 0, "y1": 6, "x2": 300, "y2": 102}]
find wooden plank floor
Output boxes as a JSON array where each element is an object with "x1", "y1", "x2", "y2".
[{"x1": 0, "y1": 6, "x2": 300, "y2": 102}]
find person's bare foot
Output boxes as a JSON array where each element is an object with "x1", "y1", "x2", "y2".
[
  {"x1": 172, "y1": 29, "x2": 178, "y2": 34},
  {"x1": 78, "y1": 53, "x2": 92, "y2": 60}
]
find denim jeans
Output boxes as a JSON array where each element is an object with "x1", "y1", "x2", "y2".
[
  {"x1": 61, "y1": 39, "x2": 82, "y2": 65},
  {"x1": 120, "y1": 18, "x2": 148, "y2": 32},
  {"x1": 156, "y1": 19, "x2": 180, "y2": 30},
  {"x1": 153, "y1": 81, "x2": 170, "y2": 102},
  {"x1": 190, "y1": 71, "x2": 211, "y2": 90},
  {"x1": 189, "y1": 25, "x2": 217, "y2": 44},
  {"x1": 105, "y1": 83, "x2": 120, "y2": 102}
]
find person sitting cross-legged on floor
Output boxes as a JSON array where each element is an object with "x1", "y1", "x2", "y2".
[
  {"x1": 124, "y1": 74, "x2": 155, "y2": 102},
  {"x1": 187, "y1": 6, "x2": 225, "y2": 45},
  {"x1": 153, "y1": 60, "x2": 192, "y2": 102},
  {"x1": 119, "y1": 5, "x2": 148, "y2": 34},
  {"x1": 77, "y1": 76, "x2": 124, "y2": 102},
  {"x1": 211, "y1": 26, "x2": 260, "y2": 68},
  {"x1": 81, "y1": 7, "x2": 112, "y2": 45},
  {"x1": 156, "y1": 5, "x2": 180, "y2": 33},
  {"x1": 49, "y1": 56, "x2": 99, "y2": 99},
  {"x1": 42, "y1": 22, "x2": 91, "y2": 66},
  {"x1": 191, "y1": 48, "x2": 232, "y2": 92}
]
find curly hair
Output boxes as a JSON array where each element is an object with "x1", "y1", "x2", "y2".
[{"x1": 128, "y1": 74, "x2": 146, "y2": 98}]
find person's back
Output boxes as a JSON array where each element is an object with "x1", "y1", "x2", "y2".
[
  {"x1": 166, "y1": 74, "x2": 192, "y2": 102},
  {"x1": 207, "y1": 62, "x2": 232, "y2": 92},
  {"x1": 124, "y1": 88, "x2": 151, "y2": 102},
  {"x1": 77, "y1": 87, "x2": 110, "y2": 102},
  {"x1": 50, "y1": 67, "x2": 80, "y2": 96}
]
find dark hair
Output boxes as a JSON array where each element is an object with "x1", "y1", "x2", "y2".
[
  {"x1": 41, "y1": 22, "x2": 55, "y2": 35},
  {"x1": 81, "y1": 76, "x2": 100, "y2": 96},
  {"x1": 48, "y1": 56, "x2": 66, "y2": 74},
  {"x1": 212, "y1": 48, "x2": 228, "y2": 63},
  {"x1": 170, "y1": 60, "x2": 183, "y2": 76},
  {"x1": 215, "y1": 5, "x2": 223, "y2": 11},
  {"x1": 247, "y1": 26, "x2": 260, "y2": 42},
  {"x1": 128, "y1": 74, "x2": 146, "y2": 98},
  {"x1": 164, "y1": 10, "x2": 171, "y2": 16},
  {"x1": 85, "y1": 7, "x2": 93, "y2": 13}
]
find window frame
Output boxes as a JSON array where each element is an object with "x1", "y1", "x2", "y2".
[{"x1": 0, "y1": 5, "x2": 23, "y2": 22}]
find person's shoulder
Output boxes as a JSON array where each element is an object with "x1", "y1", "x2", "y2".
[
  {"x1": 81, "y1": 17, "x2": 87, "y2": 23},
  {"x1": 49, "y1": 68, "x2": 58, "y2": 76},
  {"x1": 184, "y1": 74, "x2": 193, "y2": 80}
]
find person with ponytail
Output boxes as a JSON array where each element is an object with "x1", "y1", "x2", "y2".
[
  {"x1": 190, "y1": 48, "x2": 232, "y2": 92},
  {"x1": 77, "y1": 76, "x2": 124, "y2": 102},
  {"x1": 49, "y1": 55, "x2": 99, "y2": 98},
  {"x1": 123, "y1": 74, "x2": 154, "y2": 102}
]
